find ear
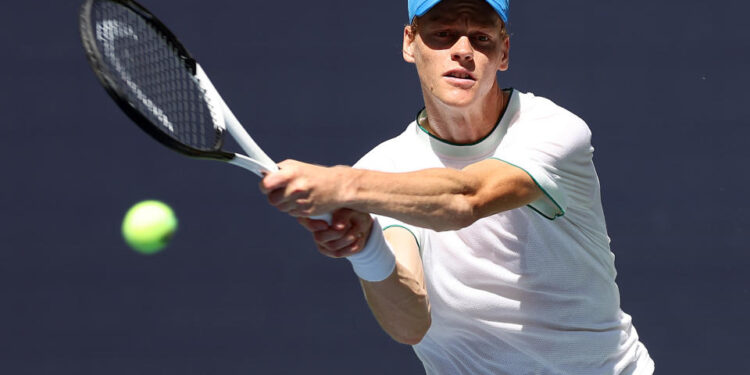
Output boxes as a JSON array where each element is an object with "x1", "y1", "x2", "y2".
[
  {"x1": 498, "y1": 36, "x2": 510, "y2": 71},
  {"x1": 403, "y1": 26, "x2": 416, "y2": 64}
]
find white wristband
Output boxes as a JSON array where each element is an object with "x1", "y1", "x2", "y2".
[{"x1": 346, "y1": 217, "x2": 396, "y2": 282}]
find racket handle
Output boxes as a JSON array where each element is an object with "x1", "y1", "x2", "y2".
[{"x1": 309, "y1": 213, "x2": 332, "y2": 224}]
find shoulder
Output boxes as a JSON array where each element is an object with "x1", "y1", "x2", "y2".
[
  {"x1": 513, "y1": 91, "x2": 591, "y2": 138},
  {"x1": 354, "y1": 121, "x2": 421, "y2": 171},
  {"x1": 504, "y1": 91, "x2": 593, "y2": 152}
]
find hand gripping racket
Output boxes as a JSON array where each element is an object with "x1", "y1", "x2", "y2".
[{"x1": 79, "y1": 0, "x2": 330, "y2": 221}]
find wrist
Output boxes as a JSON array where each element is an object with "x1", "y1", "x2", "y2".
[
  {"x1": 346, "y1": 216, "x2": 395, "y2": 282},
  {"x1": 335, "y1": 166, "x2": 361, "y2": 208}
]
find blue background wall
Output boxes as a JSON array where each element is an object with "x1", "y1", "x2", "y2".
[{"x1": 0, "y1": 0, "x2": 747, "y2": 373}]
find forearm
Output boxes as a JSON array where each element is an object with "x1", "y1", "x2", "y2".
[
  {"x1": 354, "y1": 226, "x2": 430, "y2": 345},
  {"x1": 261, "y1": 159, "x2": 540, "y2": 230},
  {"x1": 360, "y1": 263, "x2": 430, "y2": 345},
  {"x1": 342, "y1": 167, "x2": 479, "y2": 231},
  {"x1": 340, "y1": 160, "x2": 540, "y2": 231}
]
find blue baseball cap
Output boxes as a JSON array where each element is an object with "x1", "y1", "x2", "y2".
[{"x1": 408, "y1": 0, "x2": 509, "y2": 23}]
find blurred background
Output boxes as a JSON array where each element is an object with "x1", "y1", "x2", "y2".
[{"x1": 0, "y1": 0, "x2": 747, "y2": 373}]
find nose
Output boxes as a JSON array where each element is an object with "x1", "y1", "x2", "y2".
[{"x1": 451, "y1": 36, "x2": 474, "y2": 62}]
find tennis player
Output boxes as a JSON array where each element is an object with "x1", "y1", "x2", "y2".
[{"x1": 261, "y1": 0, "x2": 654, "y2": 373}]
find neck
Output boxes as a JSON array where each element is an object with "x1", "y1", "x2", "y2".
[{"x1": 420, "y1": 83, "x2": 507, "y2": 144}]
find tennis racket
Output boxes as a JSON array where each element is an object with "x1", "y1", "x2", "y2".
[{"x1": 79, "y1": 0, "x2": 330, "y2": 221}]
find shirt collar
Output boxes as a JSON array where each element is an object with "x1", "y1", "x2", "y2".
[{"x1": 414, "y1": 88, "x2": 518, "y2": 159}]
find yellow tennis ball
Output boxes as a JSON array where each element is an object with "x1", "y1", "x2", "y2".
[{"x1": 121, "y1": 200, "x2": 178, "y2": 255}]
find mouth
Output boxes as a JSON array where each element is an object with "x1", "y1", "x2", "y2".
[
  {"x1": 443, "y1": 69, "x2": 476, "y2": 89},
  {"x1": 443, "y1": 69, "x2": 476, "y2": 81}
]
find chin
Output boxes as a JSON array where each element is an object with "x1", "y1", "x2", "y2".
[{"x1": 437, "y1": 93, "x2": 477, "y2": 108}]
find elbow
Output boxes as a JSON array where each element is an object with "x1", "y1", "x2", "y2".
[
  {"x1": 430, "y1": 195, "x2": 478, "y2": 232},
  {"x1": 382, "y1": 294, "x2": 432, "y2": 345},
  {"x1": 390, "y1": 314, "x2": 431, "y2": 345}
]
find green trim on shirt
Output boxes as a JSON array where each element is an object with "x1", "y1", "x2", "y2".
[
  {"x1": 489, "y1": 158, "x2": 565, "y2": 221},
  {"x1": 415, "y1": 88, "x2": 515, "y2": 147},
  {"x1": 383, "y1": 224, "x2": 421, "y2": 251}
]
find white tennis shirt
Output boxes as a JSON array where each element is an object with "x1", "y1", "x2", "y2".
[{"x1": 353, "y1": 90, "x2": 654, "y2": 374}]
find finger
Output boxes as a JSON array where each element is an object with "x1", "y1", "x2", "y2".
[
  {"x1": 315, "y1": 245, "x2": 336, "y2": 258},
  {"x1": 258, "y1": 179, "x2": 269, "y2": 194},
  {"x1": 274, "y1": 200, "x2": 300, "y2": 214},
  {"x1": 276, "y1": 159, "x2": 296, "y2": 168},
  {"x1": 331, "y1": 240, "x2": 365, "y2": 258},
  {"x1": 323, "y1": 225, "x2": 363, "y2": 251},
  {"x1": 342, "y1": 212, "x2": 373, "y2": 254},
  {"x1": 331, "y1": 208, "x2": 354, "y2": 231},
  {"x1": 317, "y1": 214, "x2": 372, "y2": 256},
  {"x1": 259, "y1": 171, "x2": 291, "y2": 193},
  {"x1": 316, "y1": 243, "x2": 347, "y2": 259},
  {"x1": 297, "y1": 217, "x2": 329, "y2": 232},
  {"x1": 289, "y1": 197, "x2": 316, "y2": 217},
  {"x1": 267, "y1": 187, "x2": 309, "y2": 209},
  {"x1": 314, "y1": 227, "x2": 349, "y2": 244},
  {"x1": 266, "y1": 188, "x2": 286, "y2": 206},
  {"x1": 267, "y1": 193, "x2": 294, "y2": 213}
]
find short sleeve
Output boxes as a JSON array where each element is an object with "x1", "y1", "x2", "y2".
[{"x1": 493, "y1": 109, "x2": 595, "y2": 220}]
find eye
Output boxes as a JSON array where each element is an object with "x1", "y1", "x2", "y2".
[
  {"x1": 436, "y1": 31, "x2": 452, "y2": 38},
  {"x1": 474, "y1": 34, "x2": 491, "y2": 42}
]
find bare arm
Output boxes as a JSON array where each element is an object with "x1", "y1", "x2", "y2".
[
  {"x1": 263, "y1": 159, "x2": 540, "y2": 342},
  {"x1": 262, "y1": 158, "x2": 542, "y2": 231},
  {"x1": 360, "y1": 226, "x2": 429, "y2": 345},
  {"x1": 344, "y1": 158, "x2": 541, "y2": 230},
  {"x1": 299, "y1": 211, "x2": 429, "y2": 345}
]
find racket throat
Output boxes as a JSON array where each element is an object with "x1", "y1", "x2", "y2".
[
  {"x1": 194, "y1": 64, "x2": 278, "y2": 173},
  {"x1": 228, "y1": 154, "x2": 277, "y2": 177}
]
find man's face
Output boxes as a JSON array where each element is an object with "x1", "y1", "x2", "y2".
[{"x1": 403, "y1": 0, "x2": 509, "y2": 109}]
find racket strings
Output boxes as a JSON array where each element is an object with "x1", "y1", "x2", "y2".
[{"x1": 91, "y1": 1, "x2": 221, "y2": 152}]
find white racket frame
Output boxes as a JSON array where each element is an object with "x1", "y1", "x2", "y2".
[
  {"x1": 194, "y1": 64, "x2": 277, "y2": 177},
  {"x1": 195, "y1": 64, "x2": 330, "y2": 222}
]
